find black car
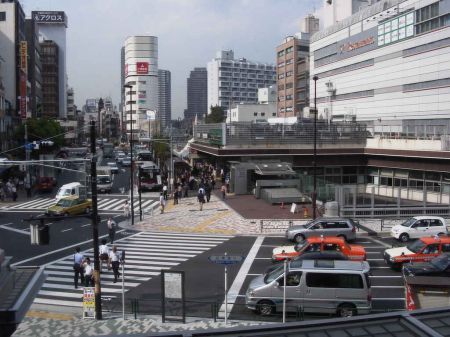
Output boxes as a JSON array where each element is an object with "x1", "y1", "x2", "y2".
[
  {"x1": 403, "y1": 254, "x2": 450, "y2": 277},
  {"x1": 264, "y1": 251, "x2": 348, "y2": 274}
]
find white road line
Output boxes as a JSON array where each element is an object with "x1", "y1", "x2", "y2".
[
  {"x1": 97, "y1": 199, "x2": 113, "y2": 207},
  {"x1": 370, "y1": 266, "x2": 391, "y2": 269},
  {"x1": 11, "y1": 229, "x2": 127, "y2": 266},
  {"x1": 61, "y1": 228, "x2": 73, "y2": 233},
  {"x1": 0, "y1": 224, "x2": 30, "y2": 235},
  {"x1": 0, "y1": 222, "x2": 13, "y2": 226},
  {"x1": 39, "y1": 200, "x2": 58, "y2": 208},
  {"x1": 44, "y1": 271, "x2": 152, "y2": 281},
  {"x1": 219, "y1": 236, "x2": 265, "y2": 319},
  {"x1": 247, "y1": 273, "x2": 262, "y2": 276},
  {"x1": 46, "y1": 276, "x2": 140, "y2": 287},
  {"x1": 140, "y1": 199, "x2": 154, "y2": 208},
  {"x1": 7, "y1": 198, "x2": 46, "y2": 208},
  {"x1": 369, "y1": 275, "x2": 402, "y2": 278},
  {"x1": 260, "y1": 245, "x2": 278, "y2": 247},
  {"x1": 138, "y1": 232, "x2": 233, "y2": 239},
  {"x1": 108, "y1": 200, "x2": 126, "y2": 210},
  {"x1": 101, "y1": 199, "x2": 125, "y2": 210},
  {"x1": 366, "y1": 237, "x2": 392, "y2": 248},
  {"x1": 81, "y1": 224, "x2": 91, "y2": 227},
  {"x1": 129, "y1": 237, "x2": 225, "y2": 244},
  {"x1": 115, "y1": 241, "x2": 217, "y2": 248}
]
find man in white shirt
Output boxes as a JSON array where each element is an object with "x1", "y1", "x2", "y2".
[
  {"x1": 159, "y1": 192, "x2": 166, "y2": 214},
  {"x1": 99, "y1": 239, "x2": 109, "y2": 272},
  {"x1": 83, "y1": 257, "x2": 94, "y2": 287},
  {"x1": 162, "y1": 184, "x2": 168, "y2": 200},
  {"x1": 107, "y1": 217, "x2": 116, "y2": 243},
  {"x1": 109, "y1": 245, "x2": 121, "y2": 283}
]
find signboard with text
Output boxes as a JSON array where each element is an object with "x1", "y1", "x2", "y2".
[
  {"x1": 161, "y1": 270, "x2": 185, "y2": 323},
  {"x1": 82, "y1": 287, "x2": 96, "y2": 319},
  {"x1": 20, "y1": 74, "x2": 27, "y2": 119},
  {"x1": 136, "y1": 62, "x2": 149, "y2": 74},
  {"x1": 32, "y1": 11, "x2": 67, "y2": 27},
  {"x1": 20, "y1": 41, "x2": 27, "y2": 73}
]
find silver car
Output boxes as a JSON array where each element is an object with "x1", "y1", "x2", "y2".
[{"x1": 286, "y1": 217, "x2": 357, "y2": 242}]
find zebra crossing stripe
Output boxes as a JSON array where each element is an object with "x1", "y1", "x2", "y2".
[
  {"x1": 97, "y1": 198, "x2": 113, "y2": 207},
  {"x1": 138, "y1": 232, "x2": 233, "y2": 239},
  {"x1": 140, "y1": 199, "x2": 155, "y2": 208},
  {"x1": 38, "y1": 200, "x2": 58, "y2": 208},
  {"x1": 129, "y1": 237, "x2": 228, "y2": 244},
  {"x1": 8, "y1": 198, "x2": 47, "y2": 209},
  {"x1": 43, "y1": 270, "x2": 151, "y2": 281},
  {"x1": 114, "y1": 241, "x2": 217, "y2": 248},
  {"x1": 46, "y1": 276, "x2": 141, "y2": 287},
  {"x1": 109, "y1": 200, "x2": 127, "y2": 210},
  {"x1": 101, "y1": 247, "x2": 204, "y2": 254},
  {"x1": 34, "y1": 298, "x2": 82, "y2": 307}
]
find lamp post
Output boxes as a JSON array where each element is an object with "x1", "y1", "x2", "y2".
[
  {"x1": 124, "y1": 84, "x2": 135, "y2": 226},
  {"x1": 312, "y1": 75, "x2": 319, "y2": 220}
]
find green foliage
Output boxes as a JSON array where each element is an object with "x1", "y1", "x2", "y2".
[
  {"x1": 152, "y1": 134, "x2": 170, "y2": 163},
  {"x1": 205, "y1": 105, "x2": 226, "y2": 123}
]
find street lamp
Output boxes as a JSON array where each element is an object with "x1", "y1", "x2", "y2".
[
  {"x1": 124, "y1": 84, "x2": 135, "y2": 226},
  {"x1": 312, "y1": 75, "x2": 319, "y2": 220}
]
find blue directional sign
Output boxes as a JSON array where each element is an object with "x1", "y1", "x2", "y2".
[{"x1": 208, "y1": 255, "x2": 244, "y2": 265}]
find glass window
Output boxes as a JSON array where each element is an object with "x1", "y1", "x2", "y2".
[
  {"x1": 422, "y1": 244, "x2": 439, "y2": 254},
  {"x1": 278, "y1": 272, "x2": 302, "y2": 287},
  {"x1": 306, "y1": 273, "x2": 363, "y2": 289},
  {"x1": 429, "y1": 219, "x2": 443, "y2": 227},
  {"x1": 0, "y1": 12, "x2": 5, "y2": 21},
  {"x1": 442, "y1": 244, "x2": 450, "y2": 253}
]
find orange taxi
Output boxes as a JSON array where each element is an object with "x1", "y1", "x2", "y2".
[
  {"x1": 384, "y1": 236, "x2": 450, "y2": 269},
  {"x1": 272, "y1": 236, "x2": 366, "y2": 262}
]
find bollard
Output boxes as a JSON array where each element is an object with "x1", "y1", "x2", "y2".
[
  {"x1": 212, "y1": 303, "x2": 217, "y2": 322},
  {"x1": 260, "y1": 220, "x2": 263, "y2": 233},
  {"x1": 381, "y1": 219, "x2": 384, "y2": 232}
]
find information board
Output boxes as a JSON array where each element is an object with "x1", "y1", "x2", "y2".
[
  {"x1": 161, "y1": 271, "x2": 185, "y2": 323},
  {"x1": 82, "y1": 287, "x2": 96, "y2": 319}
]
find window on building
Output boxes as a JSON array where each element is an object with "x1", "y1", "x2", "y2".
[
  {"x1": 277, "y1": 50, "x2": 285, "y2": 57},
  {"x1": 278, "y1": 84, "x2": 285, "y2": 90},
  {"x1": 286, "y1": 58, "x2": 293, "y2": 65},
  {"x1": 286, "y1": 95, "x2": 293, "y2": 100},
  {"x1": 261, "y1": 112, "x2": 265, "y2": 116},
  {"x1": 272, "y1": 113, "x2": 276, "y2": 116},
  {"x1": 278, "y1": 73, "x2": 285, "y2": 79},
  {"x1": 286, "y1": 83, "x2": 293, "y2": 89},
  {"x1": 278, "y1": 61, "x2": 285, "y2": 68},
  {"x1": 286, "y1": 46, "x2": 293, "y2": 54},
  {"x1": 286, "y1": 71, "x2": 293, "y2": 77},
  {"x1": 253, "y1": 112, "x2": 258, "y2": 116},
  {"x1": 0, "y1": 12, "x2": 6, "y2": 21}
]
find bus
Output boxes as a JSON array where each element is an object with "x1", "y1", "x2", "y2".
[
  {"x1": 138, "y1": 161, "x2": 162, "y2": 191},
  {"x1": 102, "y1": 142, "x2": 114, "y2": 158}
]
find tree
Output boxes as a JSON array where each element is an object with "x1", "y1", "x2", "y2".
[
  {"x1": 205, "y1": 105, "x2": 226, "y2": 123},
  {"x1": 151, "y1": 134, "x2": 170, "y2": 165}
]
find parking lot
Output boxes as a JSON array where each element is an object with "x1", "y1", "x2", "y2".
[{"x1": 228, "y1": 235, "x2": 405, "y2": 321}]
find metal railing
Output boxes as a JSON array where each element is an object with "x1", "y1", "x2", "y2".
[{"x1": 341, "y1": 206, "x2": 450, "y2": 219}]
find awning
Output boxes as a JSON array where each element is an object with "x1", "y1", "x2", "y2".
[{"x1": 254, "y1": 163, "x2": 296, "y2": 176}]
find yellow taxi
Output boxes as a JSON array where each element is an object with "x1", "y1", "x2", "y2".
[{"x1": 46, "y1": 196, "x2": 92, "y2": 216}]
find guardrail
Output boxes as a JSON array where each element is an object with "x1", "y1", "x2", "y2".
[
  {"x1": 252, "y1": 219, "x2": 308, "y2": 234},
  {"x1": 341, "y1": 206, "x2": 450, "y2": 219}
]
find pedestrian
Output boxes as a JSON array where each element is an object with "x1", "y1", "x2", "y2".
[
  {"x1": 99, "y1": 239, "x2": 109, "y2": 272},
  {"x1": 107, "y1": 217, "x2": 116, "y2": 243},
  {"x1": 211, "y1": 178, "x2": 216, "y2": 191},
  {"x1": 11, "y1": 184, "x2": 17, "y2": 202},
  {"x1": 0, "y1": 183, "x2": 5, "y2": 201},
  {"x1": 123, "y1": 200, "x2": 130, "y2": 221},
  {"x1": 73, "y1": 247, "x2": 85, "y2": 289},
  {"x1": 205, "y1": 182, "x2": 211, "y2": 203},
  {"x1": 198, "y1": 189, "x2": 205, "y2": 211},
  {"x1": 173, "y1": 187, "x2": 178, "y2": 205},
  {"x1": 177, "y1": 184, "x2": 182, "y2": 201},
  {"x1": 25, "y1": 180, "x2": 31, "y2": 198},
  {"x1": 221, "y1": 184, "x2": 226, "y2": 200},
  {"x1": 109, "y1": 246, "x2": 121, "y2": 283},
  {"x1": 159, "y1": 192, "x2": 166, "y2": 214},
  {"x1": 162, "y1": 183, "x2": 168, "y2": 200},
  {"x1": 83, "y1": 257, "x2": 94, "y2": 287},
  {"x1": 183, "y1": 182, "x2": 189, "y2": 198}
]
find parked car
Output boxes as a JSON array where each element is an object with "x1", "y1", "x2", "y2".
[
  {"x1": 384, "y1": 236, "x2": 450, "y2": 269},
  {"x1": 36, "y1": 177, "x2": 57, "y2": 193},
  {"x1": 46, "y1": 196, "x2": 92, "y2": 216},
  {"x1": 121, "y1": 156, "x2": 132, "y2": 166},
  {"x1": 107, "y1": 162, "x2": 119, "y2": 174},
  {"x1": 272, "y1": 236, "x2": 366, "y2": 262},
  {"x1": 403, "y1": 254, "x2": 450, "y2": 277},
  {"x1": 285, "y1": 217, "x2": 357, "y2": 243},
  {"x1": 246, "y1": 260, "x2": 371, "y2": 317},
  {"x1": 390, "y1": 216, "x2": 448, "y2": 242}
]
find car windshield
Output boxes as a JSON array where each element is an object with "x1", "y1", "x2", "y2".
[
  {"x1": 401, "y1": 218, "x2": 417, "y2": 227},
  {"x1": 59, "y1": 189, "x2": 71, "y2": 196},
  {"x1": 98, "y1": 177, "x2": 111, "y2": 183},
  {"x1": 430, "y1": 255, "x2": 449, "y2": 270},
  {"x1": 294, "y1": 241, "x2": 309, "y2": 252},
  {"x1": 407, "y1": 240, "x2": 427, "y2": 253},
  {"x1": 107, "y1": 163, "x2": 116, "y2": 167},
  {"x1": 56, "y1": 199, "x2": 72, "y2": 207},
  {"x1": 264, "y1": 266, "x2": 284, "y2": 284}
]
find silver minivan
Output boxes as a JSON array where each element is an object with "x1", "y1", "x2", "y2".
[
  {"x1": 285, "y1": 217, "x2": 357, "y2": 242},
  {"x1": 245, "y1": 260, "x2": 371, "y2": 317}
]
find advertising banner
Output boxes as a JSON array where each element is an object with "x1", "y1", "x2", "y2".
[
  {"x1": 20, "y1": 74, "x2": 27, "y2": 119},
  {"x1": 32, "y1": 11, "x2": 67, "y2": 26},
  {"x1": 82, "y1": 287, "x2": 96, "y2": 319},
  {"x1": 20, "y1": 41, "x2": 27, "y2": 73},
  {"x1": 136, "y1": 62, "x2": 149, "y2": 74}
]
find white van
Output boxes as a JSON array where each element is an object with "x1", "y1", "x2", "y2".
[
  {"x1": 245, "y1": 260, "x2": 371, "y2": 317},
  {"x1": 55, "y1": 182, "x2": 86, "y2": 201}
]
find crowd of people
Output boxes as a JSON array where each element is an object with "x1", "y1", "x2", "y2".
[{"x1": 0, "y1": 178, "x2": 20, "y2": 202}]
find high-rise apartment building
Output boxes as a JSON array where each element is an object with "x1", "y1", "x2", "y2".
[
  {"x1": 207, "y1": 50, "x2": 276, "y2": 112},
  {"x1": 185, "y1": 67, "x2": 207, "y2": 121},
  {"x1": 67, "y1": 87, "x2": 75, "y2": 118},
  {"x1": 123, "y1": 36, "x2": 158, "y2": 135},
  {"x1": 301, "y1": 14, "x2": 320, "y2": 34},
  {"x1": 276, "y1": 33, "x2": 311, "y2": 118},
  {"x1": 40, "y1": 40, "x2": 59, "y2": 118},
  {"x1": 25, "y1": 18, "x2": 42, "y2": 118},
  {"x1": 33, "y1": 11, "x2": 68, "y2": 118},
  {"x1": 158, "y1": 69, "x2": 171, "y2": 132}
]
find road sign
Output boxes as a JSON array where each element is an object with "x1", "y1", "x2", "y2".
[{"x1": 208, "y1": 255, "x2": 244, "y2": 265}]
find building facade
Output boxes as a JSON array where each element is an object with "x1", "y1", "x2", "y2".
[
  {"x1": 207, "y1": 50, "x2": 276, "y2": 113},
  {"x1": 32, "y1": 11, "x2": 68, "y2": 118},
  {"x1": 25, "y1": 18, "x2": 42, "y2": 118},
  {"x1": 67, "y1": 87, "x2": 75, "y2": 119},
  {"x1": 276, "y1": 34, "x2": 311, "y2": 117},
  {"x1": 158, "y1": 69, "x2": 171, "y2": 132},
  {"x1": 185, "y1": 67, "x2": 207, "y2": 121},
  {"x1": 310, "y1": 0, "x2": 450, "y2": 127},
  {"x1": 123, "y1": 36, "x2": 158, "y2": 136},
  {"x1": 40, "y1": 40, "x2": 59, "y2": 118}
]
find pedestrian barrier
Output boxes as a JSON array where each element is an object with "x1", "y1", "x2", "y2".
[{"x1": 257, "y1": 219, "x2": 306, "y2": 234}]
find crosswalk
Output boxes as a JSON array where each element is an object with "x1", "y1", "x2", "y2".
[
  {"x1": 34, "y1": 231, "x2": 233, "y2": 307},
  {"x1": 1, "y1": 197, "x2": 159, "y2": 213}
]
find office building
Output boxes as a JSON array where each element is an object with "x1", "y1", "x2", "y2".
[
  {"x1": 123, "y1": 35, "x2": 158, "y2": 135},
  {"x1": 158, "y1": 69, "x2": 171, "y2": 131},
  {"x1": 67, "y1": 87, "x2": 75, "y2": 118},
  {"x1": 310, "y1": 0, "x2": 450, "y2": 129},
  {"x1": 227, "y1": 87, "x2": 277, "y2": 122},
  {"x1": 207, "y1": 50, "x2": 276, "y2": 113},
  {"x1": 301, "y1": 14, "x2": 320, "y2": 34},
  {"x1": 185, "y1": 67, "x2": 207, "y2": 121},
  {"x1": 321, "y1": 0, "x2": 372, "y2": 29},
  {"x1": 25, "y1": 18, "x2": 42, "y2": 118},
  {"x1": 40, "y1": 40, "x2": 59, "y2": 118},
  {"x1": 33, "y1": 11, "x2": 68, "y2": 118}
]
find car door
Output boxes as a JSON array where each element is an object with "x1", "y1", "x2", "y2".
[
  {"x1": 321, "y1": 221, "x2": 337, "y2": 237},
  {"x1": 410, "y1": 220, "x2": 428, "y2": 239},
  {"x1": 421, "y1": 243, "x2": 440, "y2": 261},
  {"x1": 273, "y1": 271, "x2": 303, "y2": 312},
  {"x1": 429, "y1": 219, "x2": 444, "y2": 236}
]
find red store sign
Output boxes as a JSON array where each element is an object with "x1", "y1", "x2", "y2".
[{"x1": 136, "y1": 62, "x2": 149, "y2": 74}]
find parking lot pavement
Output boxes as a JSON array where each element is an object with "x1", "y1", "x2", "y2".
[{"x1": 228, "y1": 234, "x2": 406, "y2": 322}]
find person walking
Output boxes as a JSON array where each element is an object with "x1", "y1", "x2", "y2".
[
  {"x1": 177, "y1": 184, "x2": 182, "y2": 201},
  {"x1": 159, "y1": 192, "x2": 166, "y2": 214},
  {"x1": 25, "y1": 180, "x2": 31, "y2": 198},
  {"x1": 183, "y1": 182, "x2": 189, "y2": 198},
  {"x1": 173, "y1": 186, "x2": 178, "y2": 205},
  {"x1": 162, "y1": 183, "x2": 168, "y2": 200},
  {"x1": 109, "y1": 246, "x2": 121, "y2": 283},
  {"x1": 83, "y1": 257, "x2": 94, "y2": 287},
  {"x1": 73, "y1": 247, "x2": 85, "y2": 289},
  {"x1": 99, "y1": 239, "x2": 109, "y2": 272},
  {"x1": 123, "y1": 200, "x2": 130, "y2": 222},
  {"x1": 107, "y1": 217, "x2": 116, "y2": 243},
  {"x1": 198, "y1": 189, "x2": 205, "y2": 211},
  {"x1": 11, "y1": 184, "x2": 17, "y2": 202},
  {"x1": 205, "y1": 182, "x2": 211, "y2": 203},
  {"x1": 221, "y1": 184, "x2": 227, "y2": 200}
]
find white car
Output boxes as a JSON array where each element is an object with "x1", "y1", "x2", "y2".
[
  {"x1": 107, "y1": 162, "x2": 119, "y2": 174},
  {"x1": 390, "y1": 216, "x2": 448, "y2": 242}
]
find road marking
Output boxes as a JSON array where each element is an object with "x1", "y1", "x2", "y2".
[
  {"x1": 371, "y1": 286, "x2": 404, "y2": 288},
  {"x1": 372, "y1": 298, "x2": 405, "y2": 301},
  {"x1": 247, "y1": 273, "x2": 262, "y2": 276},
  {"x1": 366, "y1": 237, "x2": 392, "y2": 248},
  {"x1": 61, "y1": 228, "x2": 73, "y2": 232},
  {"x1": 0, "y1": 224, "x2": 30, "y2": 235},
  {"x1": 11, "y1": 229, "x2": 127, "y2": 266},
  {"x1": 370, "y1": 266, "x2": 391, "y2": 269},
  {"x1": 26, "y1": 310, "x2": 74, "y2": 321},
  {"x1": 254, "y1": 258, "x2": 272, "y2": 260},
  {"x1": 369, "y1": 275, "x2": 402, "y2": 278},
  {"x1": 81, "y1": 224, "x2": 90, "y2": 227},
  {"x1": 261, "y1": 245, "x2": 278, "y2": 247},
  {"x1": 219, "y1": 236, "x2": 265, "y2": 319}
]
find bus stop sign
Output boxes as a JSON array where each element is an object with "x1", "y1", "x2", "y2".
[{"x1": 208, "y1": 255, "x2": 244, "y2": 265}]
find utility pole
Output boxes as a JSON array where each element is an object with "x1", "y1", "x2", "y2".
[
  {"x1": 123, "y1": 84, "x2": 134, "y2": 226},
  {"x1": 24, "y1": 121, "x2": 31, "y2": 188},
  {"x1": 90, "y1": 120, "x2": 102, "y2": 319},
  {"x1": 138, "y1": 166, "x2": 142, "y2": 221},
  {"x1": 312, "y1": 75, "x2": 319, "y2": 220},
  {"x1": 169, "y1": 122, "x2": 173, "y2": 193}
]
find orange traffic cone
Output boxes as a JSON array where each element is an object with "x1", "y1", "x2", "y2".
[{"x1": 303, "y1": 206, "x2": 309, "y2": 218}]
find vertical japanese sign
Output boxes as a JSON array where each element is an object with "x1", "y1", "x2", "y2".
[
  {"x1": 82, "y1": 287, "x2": 96, "y2": 319},
  {"x1": 20, "y1": 41, "x2": 27, "y2": 119},
  {"x1": 161, "y1": 270, "x2": 185, "y2": 323}
]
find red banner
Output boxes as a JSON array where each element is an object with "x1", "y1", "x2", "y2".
[
  {"x1": 20, "y1": 73, "x2": 27, "y2": 119},
  {"x1": 136, "y1": 62, "x2": 149, "y2": 74}
]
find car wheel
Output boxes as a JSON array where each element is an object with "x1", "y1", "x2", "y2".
[
  {"x1": 337, "y1": 234, "x2": 347, "y2": 241},
  {"x1": 294, "y1": 234, "x2": 305, "y2": 243},
  {"x1": 399, "y1": 233, "x2": 409, "y2": 242},
  {"x1": 337, "y1": 303, "x2": 356, "y2": 318},
  {"x1": 437, "y1": 232, "x2": 445, "y2": 237},
  {"x1": 85, "y1": 207, "x2": 91, "y2": 214},
  {"x1": 257, "y1": 300, "x2": 275, "y2": 316}
]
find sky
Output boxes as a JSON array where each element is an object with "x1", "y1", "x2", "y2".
[{"x1": 20, "y1": 0, "x2": 321, "y2": 118}]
